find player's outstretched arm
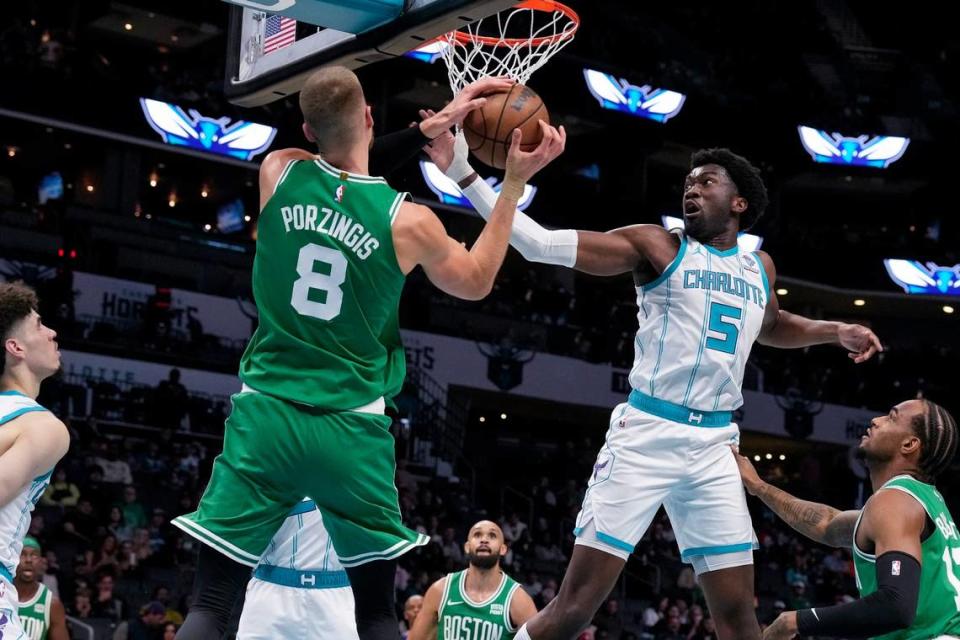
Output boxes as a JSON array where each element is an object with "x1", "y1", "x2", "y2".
[
  {"x1": 395, "y1": 122, "x2": 566, "y2": 300},
  {"x1": 0, "y1": 412, "x2": 69, "y2": 507},
  {"x1": 767, "y1": 490, "x2": 925, "y2": 640},
  {"x1": 733, "y1": 447, "x2": 858, "y2": 548},
  {"x1": 423, "y1": 128, "x2": 671, "y2": 276},
  {"x1": 753, "y1": 251, "x2": 883, "y2": 363},
  {"x1": 408, "y1": 578, "x2": 445, "y2": 640}
]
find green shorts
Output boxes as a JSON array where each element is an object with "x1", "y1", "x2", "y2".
[{"x1": 172, "y1": 390, "x2": 428, "y2": 567}]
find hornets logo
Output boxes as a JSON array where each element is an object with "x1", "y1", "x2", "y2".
[
  {"x1": 419, "y1": 161, "x2": 537, "y2": 211},
  {"x1": 140, "y1": 98, "x2": 277, "y2": 161},
  {"x1": 884, "y1": 259, "x2": 960, "y2": 296},
  {"x1": 798, "y1": 126, "x2": 909, "y2": 168},
  {"x1": 583, "y1": 69, "x2": 686, "y2": 123}
]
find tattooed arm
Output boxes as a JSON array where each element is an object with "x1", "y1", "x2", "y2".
[{"x1": 732, "y1": 448, "x2": 859, "y2": 548}]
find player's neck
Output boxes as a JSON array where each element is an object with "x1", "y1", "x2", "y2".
[
  {"x1": 0, "y1": 369, "x2": 42, "y2": 399},
  {"x1": 14, "y1": 579, "x2": 39, "y2": 600},
  {"x1": 869, "y1": 462, "x2": 920, "y2": 490},
  {"x1": 320, "y1": 144, "x2": 370, "y2": 176},
  {"x1": 464, "y1": 564, "x2": 503, "y2": 595}
]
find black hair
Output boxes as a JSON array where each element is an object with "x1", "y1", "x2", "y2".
[
  {"x1": 690, "y1": 148, "x2": 769, "y2": 230},
  {"x1": 911, "y1": 399, "x2": 958, "y2": 482}
]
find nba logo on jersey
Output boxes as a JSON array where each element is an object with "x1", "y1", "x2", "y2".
[
  {"x1": 741, "y1": 254, "x2": 759, "y2": 274},
  {"x1": 335, "y1": 185, "x2": 345, "y2": 203},
  {"x1": 892, "y1": 560, "x2": 901, "y2": 576}
]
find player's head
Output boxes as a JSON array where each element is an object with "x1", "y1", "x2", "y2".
[
  {"x1": 0, "y1": 282, "x2": 59, "y2": 382},
  {"x1": 860, "y1": 398, "x2": 958, "y2": 482},
  {"x1": 685, "y1": 149, "x2": 768, "y2": 238},
  {"x1": 403, "y1": 594, "x2": 424, "y2": 626},
  {"x1": 299, "y1": 66, "x2": 372, "y2": 155},
  {"x1": 463, "y1": 520, "x2": 507, "y2": 570},
  {"x1": 15, "y1": 537, "x2": 42, "y2": 584}
]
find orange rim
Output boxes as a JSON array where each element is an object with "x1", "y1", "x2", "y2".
[{"x1": 450, "y1": 0, "x2": 580, "y2": 47}]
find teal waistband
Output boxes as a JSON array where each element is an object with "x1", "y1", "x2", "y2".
[
  {"x1": 253, "y1": 565, "x2": 350, "y2": 589},
  {"x1": 628, "y1": 390, "x2": 732, "y2": 427},
  {"x1": 0, "y1": 564, "x2": 12, "y2": 583}
]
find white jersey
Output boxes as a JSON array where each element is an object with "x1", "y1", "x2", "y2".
[
  {"x1": 252, "y1": 499, "x2": 348, "y2": 589},
  {"x1": 0, "y1": 392, "x2": 53, "y2": 583},
  {"x1": 628, "y1": 233, "x2": 768, "y2": 414}
]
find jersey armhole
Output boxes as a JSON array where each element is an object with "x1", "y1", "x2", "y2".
[
  {"x1": 388, "y1": 192, "x2": 410, "y2": 226},
  {"x1": 259, "y1": 159, "x2": 300, "y2": 213},
  {"x1": 437, "y1": 574, "x2": 452, "y2": 621},
  {"x1": 641, "y1": 231, "x2": 687, "y2": 292},
  {"x1": 883, "y1": 485, "x2": 938, "y2": 532},
  {"x1": 503, "y1": 582, "x2": 521, "y2": 632},
  {"x1": 752, "y1": 251, "x2": 771, "y2": 300}
]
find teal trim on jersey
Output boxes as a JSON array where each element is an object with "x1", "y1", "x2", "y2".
[
  {"x1": 253, "y1": 564, "x2": 350, "y2": 589},
  {"x1": 0, "y1": 406, "x2": 48, "y2": 426},
  {"x1": 628, "y1": 389, "x2": 732, "y2": 427},
  {"x1": 642, "y1": 233, "x2": 688, "y2": 291},
  {"x1": 752, "y1": 252, "x2": 770, "y2": 300},
  {"x1": 0, "y1": 564, "x2": 12, "y2": 583},
  {"x1": 596, "y1": 531, "x2": 636, "y2": 552},
  {"x1": 683, "y1": 253, "x2": 714, "y2": 406},
  {"x1": 648, "y1": 279, "x2": 672, "y2": 397},
  {"x1": 287, "y1": 500, "x2": 317, "y2": 517},
  {"x1": 703, "y1": 243, "x2": 739, "y2": 258},
  {"x1": 0, "y1": 390, "x2": 27, "y2": 397},
  {"x1": 680, "y1": 542, "x2": 755, "y2": 559},
  {"x1": 712, "y1": 378, "x2": 732, "y2": 411}
]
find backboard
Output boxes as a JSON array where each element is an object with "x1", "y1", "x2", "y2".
[{"x1": 224, "y1": 0, "x2": 516, "y2": 107}]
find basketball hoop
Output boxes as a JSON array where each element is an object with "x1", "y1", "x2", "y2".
[{"x1": 439, "y1": 0, "x2": 579, "y2": 96}]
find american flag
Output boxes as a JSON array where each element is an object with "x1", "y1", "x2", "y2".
[{"x1": 263, "y1": 14, "x2": 296, "y2": 54}]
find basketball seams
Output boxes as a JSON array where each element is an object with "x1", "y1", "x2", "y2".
[
  {"x1": 462, "y1": 84, "x2": 548, "y2": 168},
  {"x1": 491, "y1": 84, "x2": 521, "y2": 168}
]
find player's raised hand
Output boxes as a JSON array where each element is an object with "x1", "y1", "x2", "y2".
[
  {"x1": 420, "y1": 109, "x2": 456, "y2": 172},
  {"x1": 838, "y1": 323, "x2": 883, "y2": 363},
  {"x1": 419, "y1": 77, "x2": 515, "y2": 138},
  {"x1": 504, "y1": 120, "x2": 566, "y2": 184}
]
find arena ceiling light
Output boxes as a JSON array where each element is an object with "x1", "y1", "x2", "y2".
[
  {"x1": 583, "y1": 69, "x2": 685, "y2": 123},
  {"x1": 140, "y1": 98, "x2": 277, "y2": 161},
  {"x1": 661, "y1": 216, "x2": 763, "y2": 252},
  {"x1": 797, "y1": 126, "x2": 909, "y2": 169},
  {"x1": 420, "y1": 160, "x2": 537, "y2": 211},
  {"x1": 884, "y1": 259, "x2": 960, "y2": 296}
]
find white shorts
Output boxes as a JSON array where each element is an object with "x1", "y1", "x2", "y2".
[
  {"x1": 574, "y1": 402, "x2": 757, "y2": 571},
  {"x1": 0, "y1": 576, "x2": 27, "y2": 640},
  {"x1": 237, "y1": 578, "x2": 358, "y2": 640}
]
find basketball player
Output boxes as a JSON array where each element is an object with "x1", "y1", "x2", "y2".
[
  {"x1": 425, "y1": 132, "x2": 883, "y2": 639},
  {"x1": 15, "y1": 537, "x2": 69, "y2": 640},
  {"x1": 173, "y1": 68, "x2": 566, "y2": 640},
  {"x1": 0, "y1": 283, "x2": 70, "y2": 640},
  {"x1": 409, "y1": 520, "x2": 537, "y2": 640},
  {"x1": 735, "y1": 399, "x2": 960, "y2": 639},
  {"x1": 235, "y1": 106, "x2": 487, "y2": 638}
]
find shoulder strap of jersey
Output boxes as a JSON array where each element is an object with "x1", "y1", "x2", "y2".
[
  {"x1": 882, "y1": 475, "x2": 937, "y2": 522},
  {"x1": 438, "y1": 571, "x2": 458, "y2": 620},
  {"x1": 503, "y1": 579, "x2": 522, "y2": 632},
  {"x1": 42, "y1": 583, "x2": 51, "y2": 627}
]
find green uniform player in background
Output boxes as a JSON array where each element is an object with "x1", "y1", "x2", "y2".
[
  {"x1": 410, "y1": 521, "x2": 538, "y2": 640},
  {"x1": 735, "y1": 398, "x2": 960, "y2": 640},
  {"x1": 14, "y1": 538, "x2": 69, "y2": 640},
  {"x1": 173, "y1": 65, "x2": 566, "y2": 640}
]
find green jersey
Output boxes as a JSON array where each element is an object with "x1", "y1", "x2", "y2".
[
  {"x1": 18, "y1": 582, "x2": 52, "y2": 640},
  {"x1": 240, "y1": 157, "x2": 409, "y2": 410},
  {"x1": 853, "y1": 475, "x2": 960, "y2": 640},
  {"x1": 438, "y1": 569, "x2": 522, "y2": 640}
]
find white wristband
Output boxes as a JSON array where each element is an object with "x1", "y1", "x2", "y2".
[{"x1": 444, "y1": 131, "x2": 476, "y2": 183}]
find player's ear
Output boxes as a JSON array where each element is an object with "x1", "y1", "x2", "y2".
[
  {"x1": 364, "y1": 105, "x2": 374, "y2": 129},
  {"x1": 302, "y1": 123, "x2": 316, "y2": 143},
  {"x1": 731, "y1": 195, "x2": 748, "y2": 214},
  {"x1": 499, "y1": 544, "x2": 507, "y2": 557},
  {"x1": 902, "y1": 435, "x2": 921, "y2": 456}
]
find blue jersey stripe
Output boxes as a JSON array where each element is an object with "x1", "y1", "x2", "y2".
[
  {"x1": 683, "y1": 253, "x2": 713, "y2": 406},
  {"x1": 0, "y1": 406, "x2": 48, "y2": 426},
  {"x1": 648, "y1": 279, "x2": 672, "y2": 397},
  {"x1": 286, "y1": 500, "x2": 317, "y2": 517}
]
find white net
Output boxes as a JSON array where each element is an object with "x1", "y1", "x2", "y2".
[{"x1": 440, "y1": 1, "x2": 578, "y2": 96}]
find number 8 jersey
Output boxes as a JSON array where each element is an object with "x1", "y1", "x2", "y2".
[
  {"x1": 240, "y1": 158, "x2": 409, "y2": 410},
  {"x1": 629, "y1": 232, "x2": 769, "y2": 413}
]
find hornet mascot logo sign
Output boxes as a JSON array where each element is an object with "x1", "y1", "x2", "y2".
[
  {"x1": 140, "y1": 98, "x2": 277, "y2": 161},
  {"x1": 797, "y1": 126, "x2": 909, "y2": 168},
  {"x1": 583, "y1": 69, "x2": 686, "y2": 123},
  {"x1": 884, "y1": 259, "x2": 960, "y2": 296},
  {"x1": 420, "y1": 161, "x2": 537, "y2": 211}
]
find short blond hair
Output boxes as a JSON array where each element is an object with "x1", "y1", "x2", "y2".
[{"x1": 299, "y1": 66, "x2": 366, "y2": 152}]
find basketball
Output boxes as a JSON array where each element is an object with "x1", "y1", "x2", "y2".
[{"x1": 462, "y1": 84, "x2": 550, "y2": 170}]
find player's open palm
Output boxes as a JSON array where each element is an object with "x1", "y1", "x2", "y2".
[
  {"x1": 731, "y1": 445, "x2": 763, "y2": 495},
  {"x1": 838, "y1": 323, "x2": 883, "y2": 363},
  {"x1": 505, "y1": 120, "x2": 566, "y2": 183}
]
